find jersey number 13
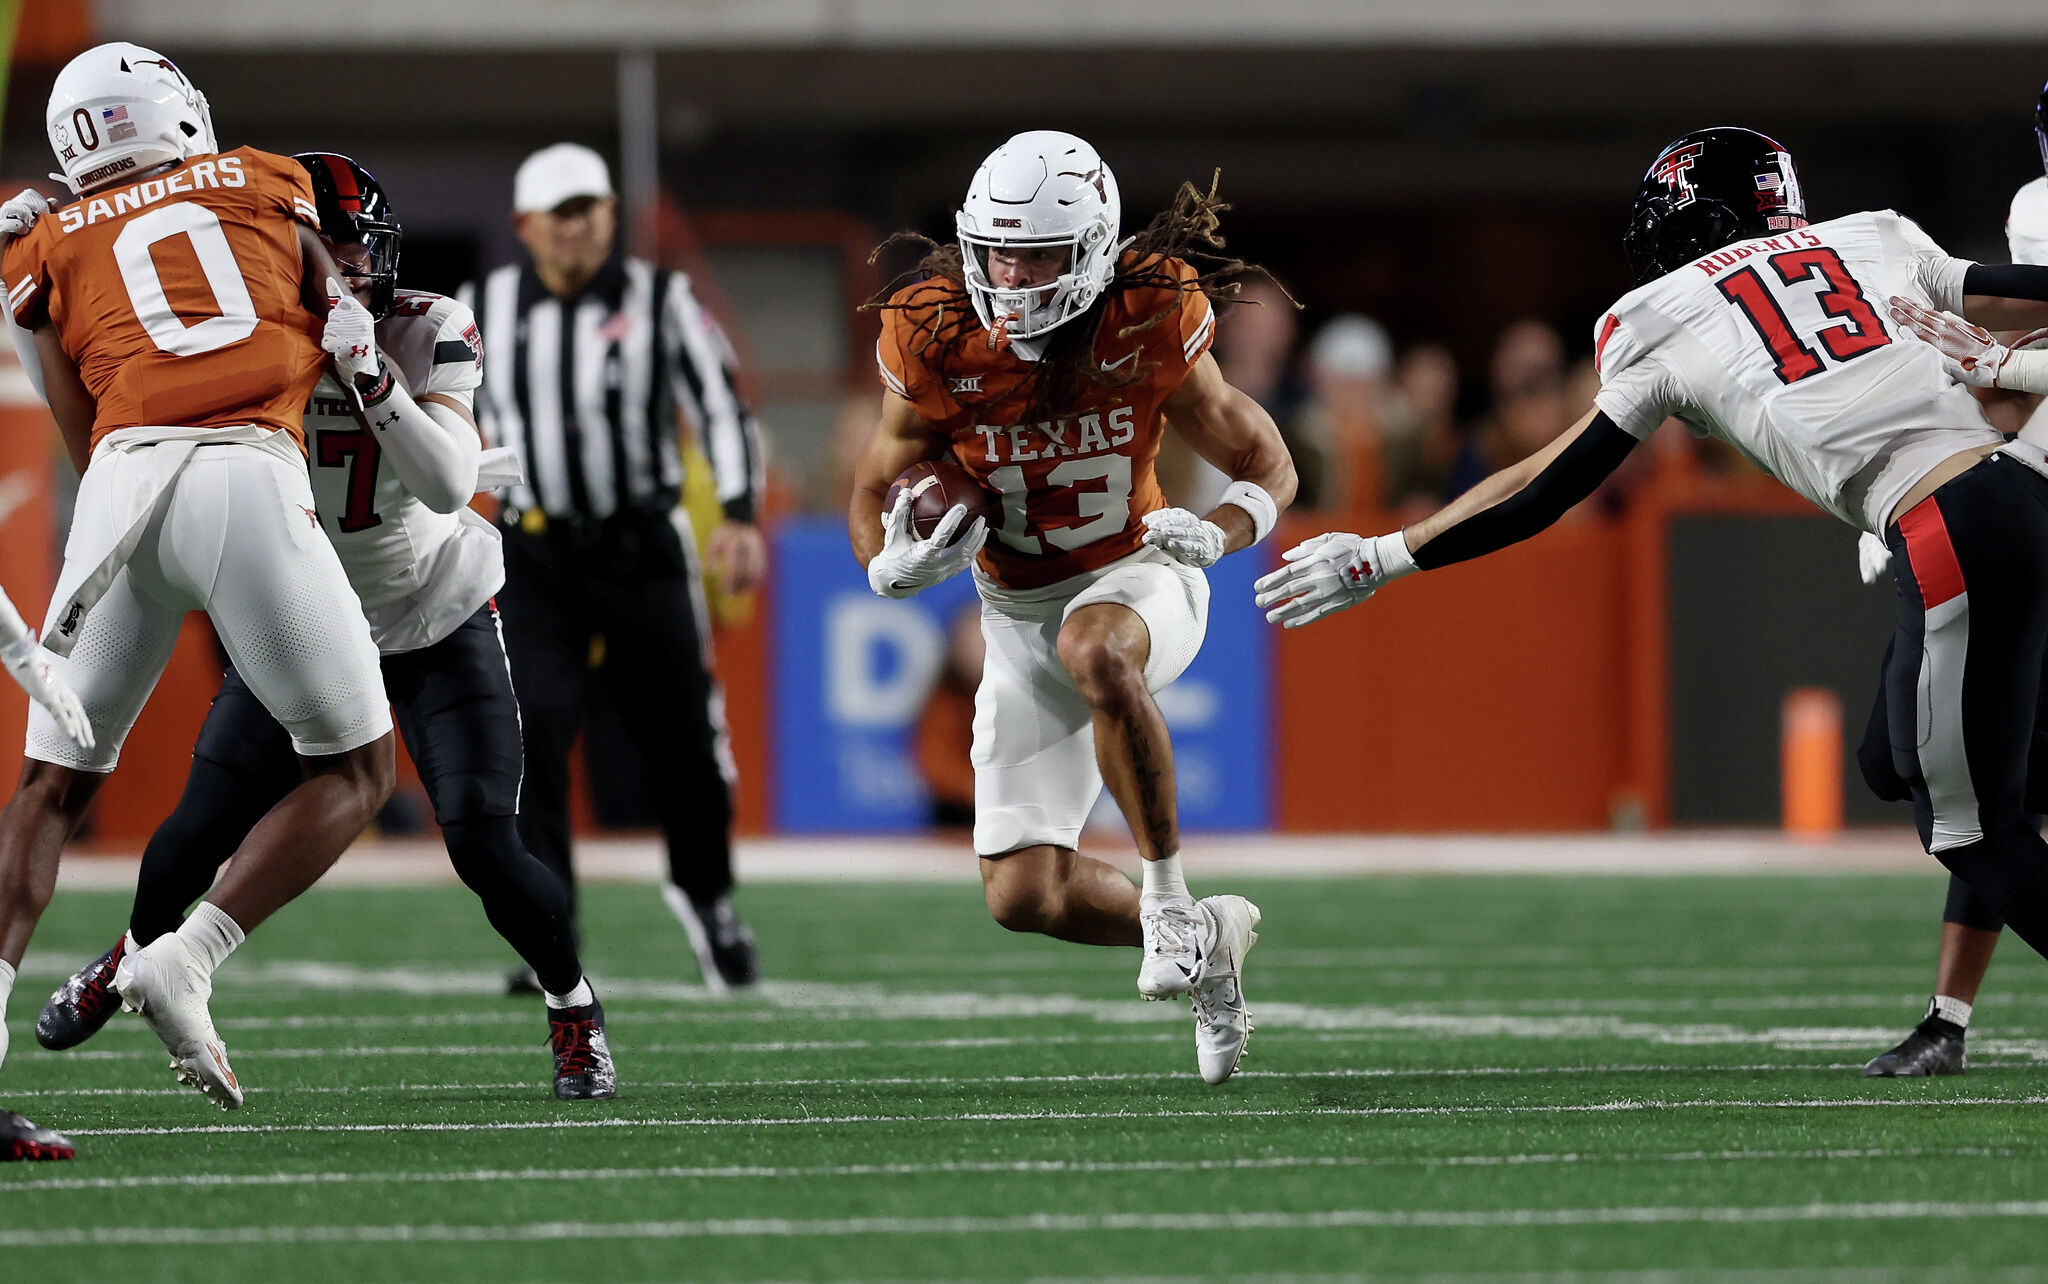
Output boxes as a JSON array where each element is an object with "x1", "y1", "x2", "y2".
[{"x1": 1716, "y1": 246, "x2": 1891, "y2": 386}]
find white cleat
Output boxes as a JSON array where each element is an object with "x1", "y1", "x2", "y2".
[
  {"x1": 1137, "y1": 895, "x2": 1206, "y2": 1000},
  {"x1": 1191, "y1": 895, "x2": 1260, "y2": 1084},
  {"x1": 113, "y1": 936, "x2": 243, "y2": 1111}
]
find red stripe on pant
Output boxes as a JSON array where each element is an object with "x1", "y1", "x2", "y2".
[{"x1": 1899, "y1": 496, "x2": 1967, "y2": 608}]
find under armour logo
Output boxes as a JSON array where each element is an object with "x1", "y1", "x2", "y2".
[
  {"x1": 949, "y1": 376, "x2": 983, "y2": 393},
  {"x1": 349, "y1": 343, "x2": 371, "y2": 359},
  {"x1": 1346, "y1": 564, "x2": 1369, "y2": 585}
]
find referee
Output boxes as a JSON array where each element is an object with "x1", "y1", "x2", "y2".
[{"x1": 462, "y1": 143, "x2": 767, "y2": 992}]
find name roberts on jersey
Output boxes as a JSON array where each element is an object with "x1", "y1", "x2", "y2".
[
  {"x1": 877, "y1": 253, "x2": 1215, "y2": 589},
  {"x1": 303, "y1": 288, "x2": 497, "y2": 654}
]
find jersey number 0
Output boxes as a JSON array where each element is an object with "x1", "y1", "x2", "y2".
[{"x1": 110, "y1": 203, "x2": 260, "y2": 356}]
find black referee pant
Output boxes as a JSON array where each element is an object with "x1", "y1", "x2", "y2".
[
  {"x1": 1860, "y1": 453, "x2": 2048, "y2": 959},
  {"x1": 497, "y1": 506, "x2": 735, "y2": 921}
]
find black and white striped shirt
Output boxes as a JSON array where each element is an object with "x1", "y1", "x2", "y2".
[{"x1": 459, "y1": 256, "x2": 764, "y2": 523}]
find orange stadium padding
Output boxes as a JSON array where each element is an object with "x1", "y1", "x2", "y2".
[
  {"x1": 1273, "y1": 511, "x2": 1629, "y2": 831},
  {"x1": 0, "y1": 403, "x2": 56, "y2": 770}
]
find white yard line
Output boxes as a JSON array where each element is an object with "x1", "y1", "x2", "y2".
[
  {"x1": 8, "y1": 1199, "x2": 2048, "y2": 1246},
  {"x1": 0, "y1": 1063, "x2": 1921, "y2": 1100},
  {"x1": 61, "y1": 1094, "x2": 2048, "y2": 1139},
  {"x1": 15, "y1": 963, "x2": 2048, "y2": 1060},
  {"x1": 0, "y1": 1145, "x2": 2020, "y2": 1195}
]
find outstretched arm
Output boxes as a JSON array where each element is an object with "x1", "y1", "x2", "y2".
[
  {"x1": 1254, "y1": 406, "x2": 1640, "y2": 628},
  {"x1": 1961, "y1": 263, "x2": 2048, "y2": 332}
]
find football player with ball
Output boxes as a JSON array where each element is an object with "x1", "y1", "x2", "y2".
[{"x1": 848, "y1": 131, "x2": 1297, "y2": 1084}]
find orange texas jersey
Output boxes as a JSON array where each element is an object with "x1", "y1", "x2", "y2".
[
  {"x1": 876, "y1": 254, "x2": 1217, "y2": 589},
  {"x1": 5, "y1": 147, "x2": 328, "y2": 453}
]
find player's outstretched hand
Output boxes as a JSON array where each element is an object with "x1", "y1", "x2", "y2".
[
  {"x1": 1254, "y1": 530, "x2": 1411, "y2": 628},
  {"x1": 321, "y1": 281, "x2": 383, "y2": 385},
  {"x1": 1, "y1": 639, "x2": 92, "y2": 752},
  {"x1": 1140, "y1": 507, "x2": 1227, "y2": 568},
  {"x1": 1856, "y1": 531, "x2": 1892, "y2": 586},
  {"x1": 0, "y1": 189, "x2": 49, "y2": 241},
  {"x1": 1887, "y1": 296, "x2": 2015, "y2": 389},
  {"x1": 866, "y1": 491, "x2": 986, "y2": 599}
]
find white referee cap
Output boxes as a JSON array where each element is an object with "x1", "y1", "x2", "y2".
[{"x1": 513, "y1": 143, "x2": 614, "y2": 214}]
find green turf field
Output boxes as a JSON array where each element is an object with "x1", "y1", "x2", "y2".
[{"x1": 3, "y1": 871, "x2": 2047, "y2": 1282}]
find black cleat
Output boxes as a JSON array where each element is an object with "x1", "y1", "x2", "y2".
[
  {"x1": 37, "y1": 935, "x2": 129, "y2": 1050},
  {"x1": 670, "y1": 892, "x2": 759, "y2": 990},
  {"x1": 3, "y1": 1111, "x2": 76, "y2": 1161},
  {"x1": 1864, "y1": 1017, "x2": 1967, "y2": 1077},
  {"x1": 505, "y1": 965, "x2": 543, "y2": 996},
  {"x1": 548, "y1": 998, "x2": 617, "y2": 1100}
]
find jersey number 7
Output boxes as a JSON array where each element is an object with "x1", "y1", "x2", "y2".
[
  {"x1": 315, "y1": 428, "x2": 384, "y2": 533},
  {"x1": 1717, "y1": 246, "x2": 1891, "y2": 385}
]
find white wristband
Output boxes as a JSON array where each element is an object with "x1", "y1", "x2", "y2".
[
  {"x1": 1373, "y1": 530, "x2": 1418, "y2": 581},
  {"x1": 1998, "y1": 346, "x2": 2048, "y2": 396},
  {"x1": 1219, "y1": 480, "x2": 1278, "y2": 546}
]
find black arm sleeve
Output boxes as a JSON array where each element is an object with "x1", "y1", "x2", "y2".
[
  {"x1": 1411, "y1": 413, "x2": 1642, "y2": 570},
  {"x1": 1962, "y1": 263, "x2": 2048, "y2": 303}
]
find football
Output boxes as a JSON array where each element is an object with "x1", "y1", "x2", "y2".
[{"x1": 884, "y1": 459, "x2": 1001, "y2": 545}]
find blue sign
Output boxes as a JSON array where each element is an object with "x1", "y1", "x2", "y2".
[{"x1": 771, "y1": 518, "x2": 1270, "y2": 834}]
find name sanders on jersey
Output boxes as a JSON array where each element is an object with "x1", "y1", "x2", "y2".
[
  {"x1": 1687, "y1": 227, "x2": 1827, "y2": 279},
  {"x1": 968, "y1": 405, "x2": 1138, "y2": 463},
  {"x1": 55, "y1": 155, "x2": 250, "y2": 232}
]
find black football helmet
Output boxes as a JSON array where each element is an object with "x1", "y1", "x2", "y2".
[
  {"x1": 1622, "y1": 127, "x2": 1808, "y2": 285},
  {"x1": 293, "y1": 151, "x2": 402, "y2": 319},
  {"x1": 2035, "y1": 80, "x2": 2047, "y2": 176}
]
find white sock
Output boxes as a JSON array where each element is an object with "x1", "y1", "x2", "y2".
[
  {"x1": 1930, "y1": 994, "x2": 1973, "y2": 1029},
  {"x1": 544, "y1": 977, "x2": 594, "y2": 1010},
  {"x1": 0, "y1": 958, "x2": 14, "y2": 1068},
  {"x1": 175, "y1": 902, "x2": 246, "y2": 975},
  {"x1": 123, "y1": 930, "x2": 141, "y2": 955},
  {"x1": 1140, "y1": 853, "x2": 1189, "y2": 902}
]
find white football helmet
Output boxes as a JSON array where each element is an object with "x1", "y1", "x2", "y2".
[
  {"x1": 46, "y1": 43, "x2": 216, "y2": 195},
  {"x1": 955, "y1": 130, "x2": 1124, "y2": 342}
]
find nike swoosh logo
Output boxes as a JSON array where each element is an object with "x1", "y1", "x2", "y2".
[
  {"x1": 1100, "y1": 351, "x2": 1137, "y2": 372},
  {"x1": 207, "y1": 1042, "x2": 238, "y2": 1090}
]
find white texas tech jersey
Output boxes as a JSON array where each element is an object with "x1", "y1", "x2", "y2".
[
  {"x1": 2010, "y1": 177, "x2": 2048, "y2": 265},
  {"x1": 1592, "y1": 210, "x2": 2001, "y2": 533},
  {"x1": 304, "y1": 288, "x2": 502, "y2": 653}
]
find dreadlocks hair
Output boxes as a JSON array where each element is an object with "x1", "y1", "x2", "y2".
[{"x1": 864, "y1": 171, "x2": 1296, "y2": 422}]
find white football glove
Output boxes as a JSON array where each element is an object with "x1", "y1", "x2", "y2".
[
  {"x1": 0, "y1": 189, "x2": 48, "y2": 241},
  {"x1": 1886, "y1": 296, "x2": 2044, "y2": 390},
  {"x1": 1140, "y1": 507, "x2": 1227, "y2": 568},
  {"x1": 866, "y1": 491, "x2": 987, "y2": 599},
  {"x1": 322, "y1": 281, "x2": 382, "y2": 384},
  {"x1": 1253, "y1": 530, "x2": 1416, "y2": 629},
  {"x1": 2, "y1": 638, "x2": 92, "y2": 752},
  {"x1": 1857, "y1": 531, "x2": 1892, "y2": 586}
]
